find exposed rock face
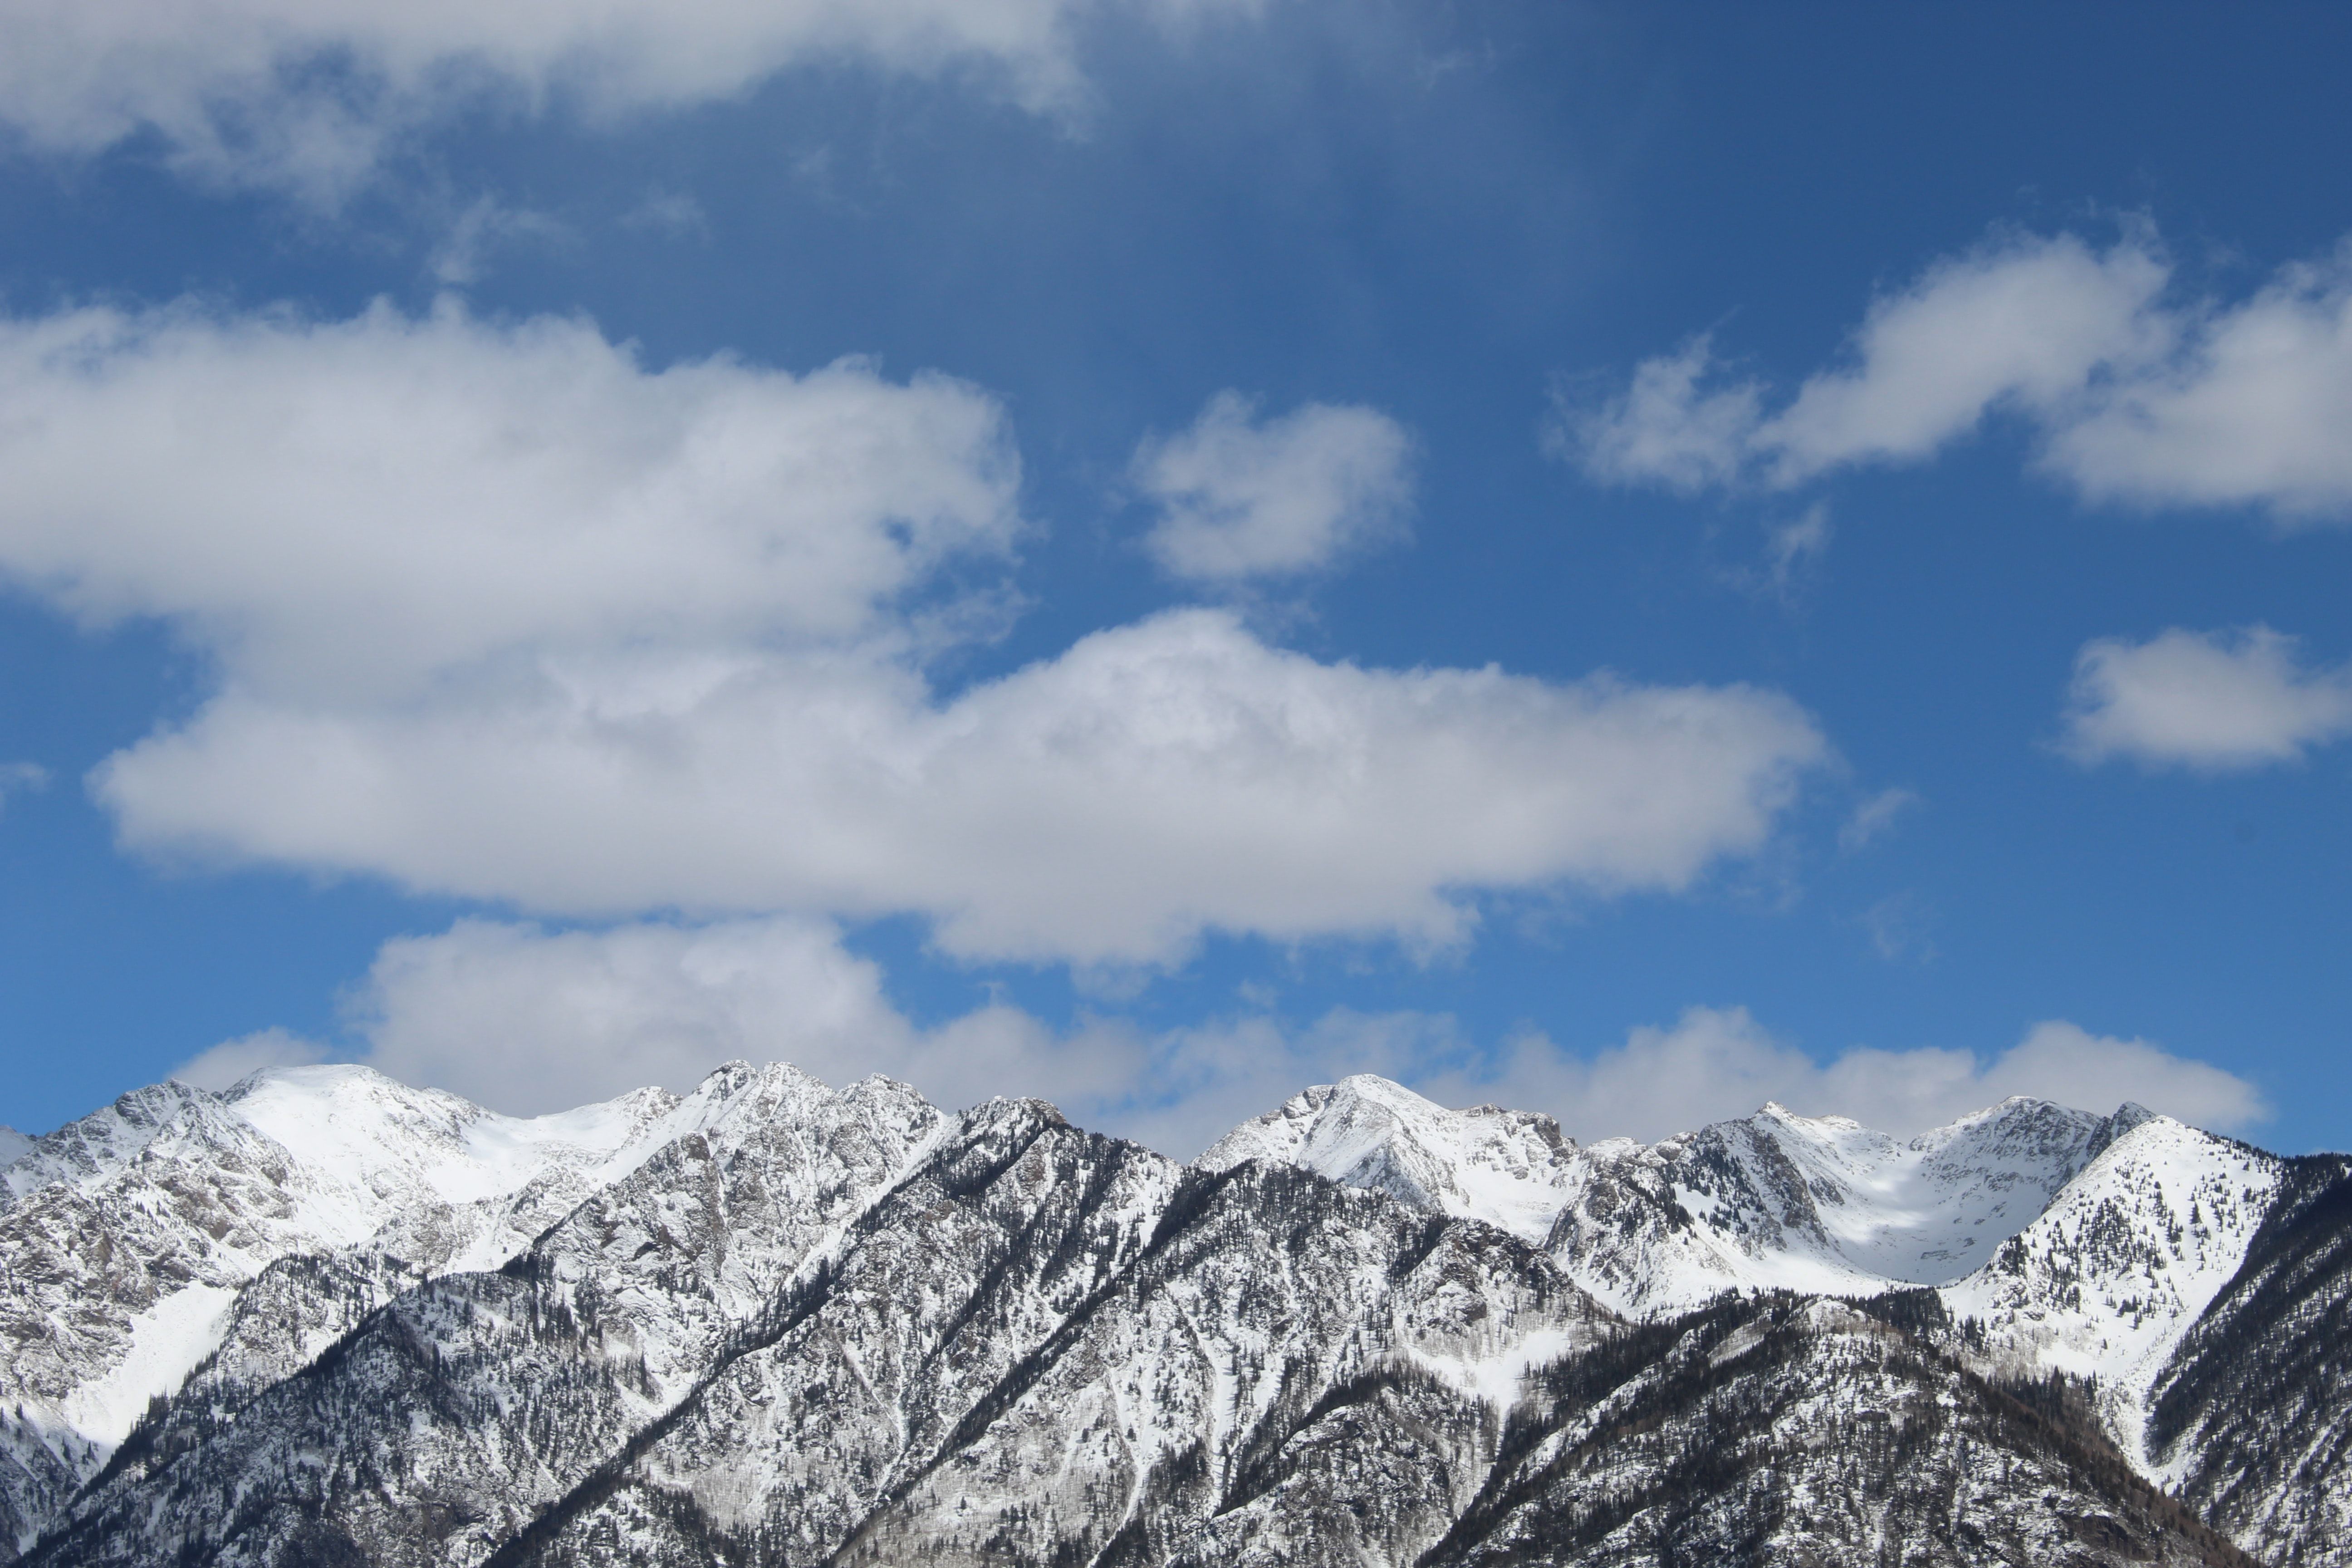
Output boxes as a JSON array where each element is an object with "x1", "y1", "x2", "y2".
[
  {"x1": 2143, "y1": 1155, "x2": 2352, "y2": 1568},
  {"x1": 0, "y1": 1064, "x2": 2342, "y2": 1565}
]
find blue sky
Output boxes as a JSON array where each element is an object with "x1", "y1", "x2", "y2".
[{"x1": 0, "y1": 3, "x2": 2346, "y2": 1156}]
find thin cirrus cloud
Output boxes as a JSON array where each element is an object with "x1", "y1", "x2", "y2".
[
  {"x1": 172, "y1": 923, "x2": 2268, "y2": 1157},
  {"x1": 1837, "y1": 786, "x2": 1921, "y2": 853},
  {"x1": 0, "y1": 299, "x2": 1829, "y2": 969},
  {"x1": 1135, "y1": 390, "x2": 1416, "y2": 583},
  {"x1": 2062, "y1": 626, "x2": 2352, "y2": 771},
  {"x1": 1559, "y1": 226, "x2": 2352, "y2": 524},
  {"x1": 0, "y1": 0, "x2": 1268, "y2": 201}
]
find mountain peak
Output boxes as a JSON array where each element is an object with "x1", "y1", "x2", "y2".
[
  {"x1": 0, "y1": 1061, "x2": 2334, "y2": 1568},
  {"x1": 1198, "y1": 1074, "x2": 1576, "y2": 1245}
]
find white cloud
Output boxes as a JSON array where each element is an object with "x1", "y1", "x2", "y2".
[
  {"x1": 171, "y1": 1026, "x2": 330, "y2": 1090},
  {"x1": 0, "y1": 300, "x2": 1827, "y2": 968},
  {"x1": 1037, "y1": 1001, "x2": 2269, "y2": 1154},
  {"x1": 1427, "y1": 1006, "x2": 2268, "y2": 1144},
  {"x1": 156, "y1": 918, "x2": 1135, "y2": 1118},
  {"x1": 332, "y1": 916, "x2": 1402, "y2": 1146},
  {"x1": 1098, "y1": 1008, "x2": 1458, "y2": 1158},
  {"x1": 2062, "y1": 626, "x2": 2352, "y2": 771},
  {"x1": 1759, "y1": 233, "x2": 2169, "y2": 479},
  {"x1": 1713, "y1": 503, "x2": 1833, "y2": 604},
  {"x1": 93, "y1": 610, "x2": 1826, "y2": 965},
  {"x1": 331, "y1": 918, "x2": 1454, "y2": 1152},
  {"x1": 1551, "y1": 338, "x2": 1760, "y2": 496},
  {"x1": 346, "y1": 916, "x2": 1144, "y2": 1116},
  {"x1": 171, "y1": 934, "x2": 2269, "y2": 1156},
  {"x1": 0, "y1": 300, "x2": 1023, "y2": 704},
  {"x1": 1562, "y1": 226, "x2": 2352, "y2": 524},
  {"x1": 1838, "y1": 786, "x2": 1919, "y2": 852},
  {"x1": 0, "y1": 0, "x2": 1264, "y2": 202},
  {"x1": 2050, "y1": 246, "x2": 2352, "y2": 518},
  {"x1": 1136, "y1": 391, "x2": 1415, "y2": 582}
]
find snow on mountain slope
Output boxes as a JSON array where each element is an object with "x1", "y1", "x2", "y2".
[
  {"x1": 2, "y1": 1060, "x2": 2338, "y2": 1567},
  {"x1": 516, "y1": 1061, "x2": 949, "y2": 1396},
  {"x1": 1205, "y1": 1076, "x2": 2122, "y2": 1315},
  {"x1": 45, "y1": 1097, "x2": 1621, "y2": 1568},
  {"x1": 38, "y1": 1063, "x2": 957, "y2": 1568},
  {"x1": 214, "y1": 1065, "x2": 693, "y2": 1273},
  {"x1": 1939, "y1": 1112, "x2": 2283, "y2": 1465},
  {"x1": 2140, "y1": 1155, "x2": 2352, "y2": 1565},
  {"x1": 0, "y1": 1061, "x2": 892, "y2": 1556},
  {"x1": 0, "y1": 1131, "x2": 29, "y2": 1170},
  {"x1": 1198, "y1": 1075, "x2": 1578, "y2": 1245},
  {"x1": 0, "y1": 1079, "x2": 215, "y2": 1206}
]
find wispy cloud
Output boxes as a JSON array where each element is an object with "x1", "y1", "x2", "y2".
[
  {"x1": 1839, "y1": 786, "x2": 1921, "y2": 852},
  {"x1": 1861, "y1": 892, "x2": 1935, "y2": 964},
  {"x1": 0, "y1": 761, "x2": 48, "y2": 813},
  {"x1": 427, "y1": 197, "x2": 570, "y2": 286},
  {"x1": 0, "y1": 0, "x2": 1269, "y2": 203}
]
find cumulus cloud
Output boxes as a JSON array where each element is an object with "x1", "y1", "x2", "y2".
[
  {"x1": 341, "y1": 918, "x2": 1401, "y2": 1141},
  {"x1": 0, "y1": 300, "x2": 1022, "y2": 703},
  {"x1": 0, "y1": 299, "x2": 1826, "y2": 967},
  {"x1": 2061, "y1": 626, "x2": 2352, "y2": 771},
  {"x1": 345, "y1": 917, "x2": 1144, "y2": 1117},
  {"x1": 1136, "y1": 391, "x2": 1415, "y2": 582},
  {"x1": 1758, "y1": 234, "x2": 2168, "y2": 480},
  {"x1": 1560, "y1": 226, "x2": 2352, "y2": 524},
  {"x1": 157, "y1": 919, "x2": 1133, "y2": 1118},
  {"x1": 0, "y1": 0, "x2": 1263, "y2": 202},
  {"x1": 2051, "y1": 247, "x2": 2352, "y2": 517},
  {"x1": 1097, "y1": 1008, "x2": 1460, "y2": 1158},
  {"x1": 1024, "y1": 1001, "x2": 2267, "y2": 1154},
  {"x1": 171, "y1": 1026, "x2": 330, "y2": 1090},
  {"x1": 169, "y1": 928, "x2": 2268, "y2": 1156},
  {"x1": 92, "y1": 610, "x2": 1825, "y2": 965},
  {"x1": 1429, "y1": 1006, "x2": 2268, "y2": 1144}
]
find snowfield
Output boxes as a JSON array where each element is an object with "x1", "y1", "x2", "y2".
[{"x1": 0, "y1": 1062, "x2": 2338, "y2": 1567}]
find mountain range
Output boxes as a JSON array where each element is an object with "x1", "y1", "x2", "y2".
[{"x1": 0, "y1": 1062, "x2": 2342, "y2": 1566}]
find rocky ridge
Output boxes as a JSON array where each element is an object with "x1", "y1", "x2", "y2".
[{"x1": 0, "y1": 1063, "x2": 2340, "y2": 1566}]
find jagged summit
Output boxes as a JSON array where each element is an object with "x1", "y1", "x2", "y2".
[
  {"x1": 0, "y1": 1061, "x2": 2337, "y2": 1567},
  {"x1": 1200, "y1": 1072, "x2": 2147, "y2": 1309},
  {"x1": 1197, "y1": 1073, "x2": 1575, "y2": 1245}
]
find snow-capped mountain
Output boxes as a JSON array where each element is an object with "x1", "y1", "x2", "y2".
[
  {"x1": 0, "y1": 1063, "x2": 2340, "y2": 1566},
  {"x1": 1219, "y1": 1076, "x2": 2293, "y2": 1480},
  {"x1": 1206, "y1": 1075, "x2": 2137, "y2": 1310},
  {"x1": 2142, "y1": 1152, "x2": 2352, "y2": 1564}
]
